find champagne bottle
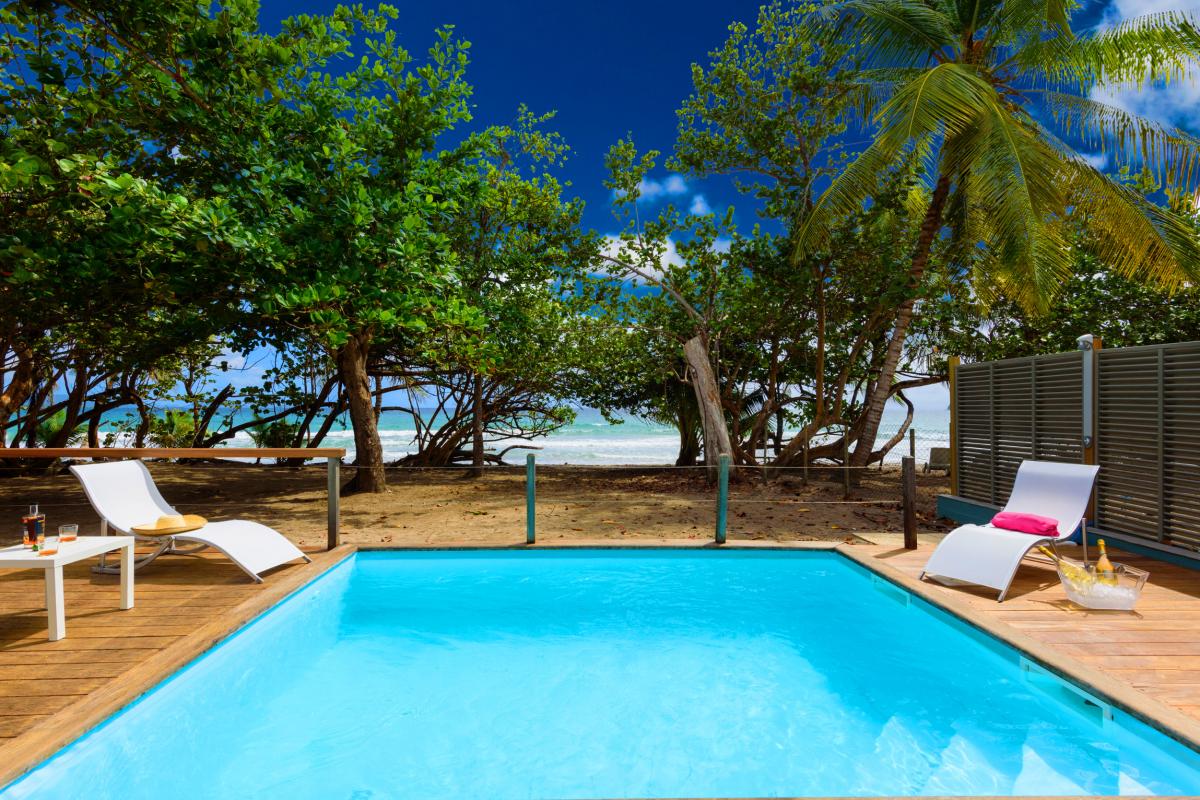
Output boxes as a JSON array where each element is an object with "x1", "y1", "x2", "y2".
[
  {"x1": 1095, "y1": 539, "x2": 1118, "y2": 586},
  {"x1": 1039, "y1": 546, "x2": 1090, "y2": 585}
]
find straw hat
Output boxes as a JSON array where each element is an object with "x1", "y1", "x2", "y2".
[{"x1": 131, "y1": 514, "x2": 207, "y2": 536}]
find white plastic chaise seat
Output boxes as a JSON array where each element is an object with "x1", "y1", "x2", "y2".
[
  {"x1": 921, "y1": 460, "x2": 1100, "y2": 601},
  {"x1": 70, "y1": 459, "x2": 310, "y2": 583}
]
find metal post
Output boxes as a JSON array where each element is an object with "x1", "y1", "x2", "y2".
[
  {"x1": 909, "y1": 428, "x2": 916, "y2": 460},
  {"x1": 525, "y1": 453, "x2": 536, "y2": 544},
  {"x1": 326, "y1": 457, "x2": 340, "y2": 550},
  {"x1": 948, "y1": 355, "x2": 960, "y2": 496},
  {"x1": 902, "y1": 456, "x2": 917, "y2": 550},
  {"x1": 715, "y1": 454, "x2": 729, "y2": 544},
  {"x1": 842, "y1": 437, "x2": 851, "y2": 498},
  {"x1": 1077, "y1": 335, "x2": 1101, "y2": 525}
]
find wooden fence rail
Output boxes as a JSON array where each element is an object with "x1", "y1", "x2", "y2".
[{"x1": 0, "y1": 448, "x2": 346, "y2": 550}]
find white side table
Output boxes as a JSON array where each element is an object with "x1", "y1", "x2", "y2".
[{"x1": 0, "y1": 536, "x2": 135, "y2": 641}]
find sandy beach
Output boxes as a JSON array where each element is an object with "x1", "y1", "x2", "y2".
[{"x1": 0, "y1": 462, "x2": 953, "y2": 550}]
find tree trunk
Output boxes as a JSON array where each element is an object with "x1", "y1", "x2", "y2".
[
  {"x1": 47, "y1": 364, "x2": 87, "y2": 448},
  {"x1": 683, "y1": 335, "x2": 733, "y2": 478},
  {"x1": 336, "y1": 334, "x2": 387, "y2": 493},
  {"x1": 87, "y1": 414, "x2": 100, "y2": 448},
  {"x1": 675, "y1": 390, "x2": 701, "y2": 467},
  {"x1": 0, "y1": 342, "x2": 35, "y2": 436},
  {"x1": 470, "y1": 372, "x2": 485, "y2": 477},
  {"x1": 850, "y1": 173, "x2": 952, "y2": 468}
]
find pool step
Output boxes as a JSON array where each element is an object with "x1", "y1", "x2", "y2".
[{"x1": 1020, "y1": 657, "x2": 1114, "y2": 726}]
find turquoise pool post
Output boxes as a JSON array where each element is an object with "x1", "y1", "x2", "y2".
[
  {"x1": 716, "y1": 454, "x2": 729, "y2": 544},
  {"x1": 526, "y1": 453, "x2": 536, "y2": 544}
]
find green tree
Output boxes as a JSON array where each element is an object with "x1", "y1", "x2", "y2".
[
  {"x1": 425, "y1": 109, "x2": 592, "y2": 473},
  {"x1": 0, "y1": 1, "x2": 266, "y2": 454},
  {"x1": 798, "y1": 1, "x2": 1200, "y2": 466},
  {"x1": 241, "y1": 10, "x2": 482, "y2": 492}
]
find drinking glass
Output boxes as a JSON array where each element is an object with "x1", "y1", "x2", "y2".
[
  {"x1": 40, "y1": 535, "x2": 59, "y2": 556},
  {"x1": 59, "y1": 524, "x2": 78, "y2": 543}
]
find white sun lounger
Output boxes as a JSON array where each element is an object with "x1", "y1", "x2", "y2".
[
  {"x1": 921, "y1": 460, "x2": 1100, "y2": 601},
  {"x1": 70, "y1": 460, "x2": 310, "y2": 583}
]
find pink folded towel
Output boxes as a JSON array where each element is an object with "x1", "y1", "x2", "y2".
[{"x1": 991, "y1": 511, "x2": 1059, "y2": 536}]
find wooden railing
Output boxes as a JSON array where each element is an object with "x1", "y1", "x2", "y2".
[{"x1": 0, "y1": 448, "x2": 346, "y2": 550}]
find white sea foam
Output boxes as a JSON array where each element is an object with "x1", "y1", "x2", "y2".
[{"x1": 100, "y1": 407, "x2": 949, "y2": 466}]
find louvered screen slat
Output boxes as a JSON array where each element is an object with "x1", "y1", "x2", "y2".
[
  {"x1": 954, "y1": 353, "x2": 1081, "y2": 506},
  {"x1": 1162, "y1": 343, "x2": 1200, "y2": 549},
  {"x1": 1097, "y1": 346, "x2": 1163, "y2": 543},
  {"x1": 955, "y1": 363, "x2": 994, "y2": 504},
  {"x1": 1033, "y1": 353, "x2": 1082, "y2": 464},
  {"x1": 954, "y1": 343, "x2": 1200, "y2": 554}
]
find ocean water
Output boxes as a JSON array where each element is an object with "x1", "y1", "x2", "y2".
[
  {"x1": 4, "y1": 550, "x2": 1197, "y2": 799},
  {"x1": 178, "y1": 405, "x2": 950, "y2": 466}
]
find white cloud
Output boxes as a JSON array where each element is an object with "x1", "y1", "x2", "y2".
[
  {"x1": 663, "y1": 174, "x2": 688, "y2": 195},
  {"x1": 689, "y1": 194, "x2": 712, "y2": 215},
  {"x1": 1089, "y1": 2, "x2": 1200, "y2": 133},
  {"x1": 1080, "y1": 151, "x2": 1109, "y2": 170},
  {"x1": 1108, "y1": 0, "x2": 1191, "y2": 15},
  {"x1": 626, "y1": 173, "x2": 690, "y2": 202},
  {"x1": 600, "y1": 235, "x2": 683, "y2": 284}
]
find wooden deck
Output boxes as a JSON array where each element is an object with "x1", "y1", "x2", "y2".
[
  {"x1": 0, "y1": 546, "x2": 352, "y2": 787},
  {"x1": 850, "y1": 540, "x2": 1200, "y2": 746}
]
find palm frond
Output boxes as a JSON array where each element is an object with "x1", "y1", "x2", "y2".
[
  {"x1": 793, "y1": 137, "x2": 916, "y2": 258},
  {"x1": 877, "y1": 62, "x2": 999, "y2": 148},
  {"x1": 949, "y1": 0, "x2": 1004, "y2": 36},
  {"x1": 945, "y1": 107, "x2": 1074, "y2": 310},
  {"x1": 1063, "y1": 158, "x2": 1200, "y2": 288},
  {"x1": 797, "y1": 63, "x2": 999, "y2": 258},
  {"x1": 992, "y1": 0, "x2": 1072, "y2": 41},
  {"x1": 1025, "y1": 11, "x2": 1200, "y2": 91},
  {"x1": 846, "y1": 67, "x2": 929, "y2": 123},
  {"x1": 817, "y1": 0, "x2": 956, "y2": 67},
  {"x1": 1041, "y1": 92, "x2": 1200, "y2": 193}
]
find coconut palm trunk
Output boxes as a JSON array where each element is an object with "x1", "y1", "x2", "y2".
[
  {"x1": 796, "y1": 2, "x2": 1200, "y2": 474},
  {"x1": 851, "y1": 173, "x2": 951, "y2": 467}
]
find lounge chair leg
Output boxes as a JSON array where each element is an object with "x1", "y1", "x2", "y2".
[{"x1": 92, "y1": 540, "x2": 171, "y2": 575}]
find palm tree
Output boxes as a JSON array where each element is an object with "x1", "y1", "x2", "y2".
[{"x1": 797, "y1": 2, "x2": 1200, "y2": 466}]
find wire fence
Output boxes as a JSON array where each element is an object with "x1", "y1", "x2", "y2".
[{"x1": 0, "y1": 453, "x2": 953, "y2": 550}]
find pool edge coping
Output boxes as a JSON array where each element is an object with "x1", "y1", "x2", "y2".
[
  {"x1": 2, "y1": 539, "x2": 1197, "y2": 798},
  {"x1": 835, "y1": 543, "x2": 1200, "y2": 755},
  {"x1": 0, "y1": 544, "x2": 357, "y2": 790}
]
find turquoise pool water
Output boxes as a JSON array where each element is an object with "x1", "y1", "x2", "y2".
[{"x1": 4, "y1": 550, "x2": 1199, "y2": 798}]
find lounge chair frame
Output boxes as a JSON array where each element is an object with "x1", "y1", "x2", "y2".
[
  {"x1": 921, "y1": 460, "x2": 1100, "y2": 601},
  {"x1": 70, "y1": 460, "x2": 311, "y2": 583}
]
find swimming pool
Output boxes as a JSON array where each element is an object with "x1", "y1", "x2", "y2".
[{"x1": 4, "y1": 550, "x2": 1199, "y2": 798}]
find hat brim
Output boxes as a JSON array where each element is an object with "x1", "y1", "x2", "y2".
[{"x1": 131, "y1": 515, "x2": 207, "y2": 536}]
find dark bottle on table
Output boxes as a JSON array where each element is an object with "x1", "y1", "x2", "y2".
[{"x1": 21, "y1": 504, "x2": 44, "y2": 549}]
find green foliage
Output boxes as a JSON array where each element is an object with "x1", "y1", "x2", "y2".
[
  {"x1": 34, "y1": 411, "x2": 85, "y2": 447},
  {"x1": 147, "y1": 409, "x2": 201, "y2": 449},
  {"x1": 249, "y1": 419, "x2": 303, "y2": 449},
  {"x1": 798, "y1": 0, "x2": 1200, "y2": 311}
]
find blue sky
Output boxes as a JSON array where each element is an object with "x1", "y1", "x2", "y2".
[
  {"x1": 249, "y1": 0, "x2": 1198, "y2": 410},
  {"x1": 254, "y1": 0, "x2": 1199, "y2": 239},
  {"x1": 258, "y1": 0, "x2": 763, "y2": 233}
]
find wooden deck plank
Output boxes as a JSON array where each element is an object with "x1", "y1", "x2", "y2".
[{"x1": 857, "y1": 540, "x2": 1200, "y2": 738}]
